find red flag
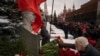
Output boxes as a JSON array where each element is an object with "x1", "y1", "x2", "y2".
[{"x1": 17, "y1": 0, "x2": 46, "y2": 34}]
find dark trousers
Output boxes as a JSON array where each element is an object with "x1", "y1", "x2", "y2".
[{"x1": 65, "y1": 33, "x2": 68, "y2": 39}]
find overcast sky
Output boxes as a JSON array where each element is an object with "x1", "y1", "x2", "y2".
[{"x1": 40, "y1": 0, "x2": 90, "y2": 15}]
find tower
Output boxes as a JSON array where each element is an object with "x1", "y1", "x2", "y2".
[
  {"x1": 73, "y1": 3, "x2": 75, "y2": 11},
  {"x1": 63, "y1": 4, "x2": 67, "y2": 13},
  {"x1": 63, "y1": 4, "x2": 67, "y2": 20}
]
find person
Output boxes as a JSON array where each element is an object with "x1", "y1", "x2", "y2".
[
  {"x1": 40, "y1": 23, "x2": 50, "y2": 45},
  {"x1": 62, "y1": 22, "x2": 69, "y2": 39},
  {"x1": 75, "y1": 37, "x2": 100, "y2": 56},
  {"x1": 40, "y1": 10, "x2": 50, "y2": 45}
]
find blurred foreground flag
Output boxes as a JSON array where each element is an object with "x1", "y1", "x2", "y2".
[{"x1": 17, "y1": 0, "x2": 46, "y2": 34}]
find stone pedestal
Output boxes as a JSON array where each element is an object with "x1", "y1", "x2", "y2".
[{"x1": 18, "y1": 26, "x2": 40, "y2": 56}]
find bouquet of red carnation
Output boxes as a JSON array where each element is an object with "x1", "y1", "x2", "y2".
[{"x1": 40, "y1": 36, "x2": 63, "y2": 56}]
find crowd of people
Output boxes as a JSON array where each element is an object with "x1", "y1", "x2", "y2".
[
  {"x1": 57, "y1": 22, "x2": 100, "y2": 40},
  {"x1": 40, "y1": 21, "x2": 100, "y2": 56},
  {"x1": 57, "y1": 22, "x2": 100, "y2": 56}
]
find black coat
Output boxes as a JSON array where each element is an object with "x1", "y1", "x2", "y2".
[
  {"x1": 80, "y1": 44, "x2": 100, "y2": 56},
  {"x1": 40, "y1": 28, "x2": 50, "y2": 39},
  {"x1": 40, "y1": 28, "x2": 50, "y2": 45}
]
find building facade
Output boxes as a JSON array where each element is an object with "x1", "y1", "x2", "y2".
[{"x1": 65, "y1": 0, "x2": 100, "y2": 25}]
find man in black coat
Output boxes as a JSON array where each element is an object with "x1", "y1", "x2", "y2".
[
  {"x1": 40, "y1": 23, "x2": 50, "y2": 45},
  {"x1": 62, "y1": 23, "x2": 69, "y2": 39},
  {"x1": 75, "y1": 37, "x2": 100, "y2": 56}
]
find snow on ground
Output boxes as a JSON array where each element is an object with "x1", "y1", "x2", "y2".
[
  {"x1": 46, "y1": 22, "x2": 75, "y2": 44},
  {"x1": 46, "y1": 22, "x2": 65, "y2": 38}
]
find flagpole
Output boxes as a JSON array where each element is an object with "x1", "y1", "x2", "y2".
[
  {"x1": 51, "y1": 0, "x2": 54, "y2": 15},
  {"x1": 50, "y1": 0, "x2": 54, "y2": 36},
  {"x1": 51, "y1": 0, "x2": 54, "y2": 24}
]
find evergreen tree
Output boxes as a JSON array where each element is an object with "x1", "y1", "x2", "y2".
[
  {"x1": 0, "y1": 36, "x2": 27, "y2": 56},
  {"x1": 53, "y1": 11, "x2": 58, "y2": 26}
]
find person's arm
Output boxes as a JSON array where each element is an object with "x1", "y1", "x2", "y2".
[{"x1": 59, "y1": 43, "x2": 75, "y2": 49}]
